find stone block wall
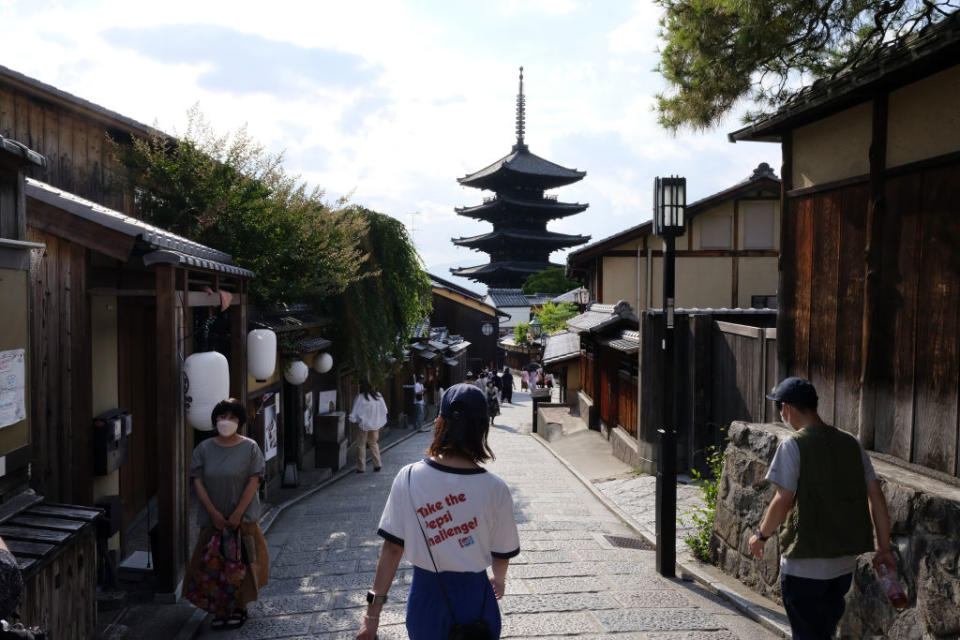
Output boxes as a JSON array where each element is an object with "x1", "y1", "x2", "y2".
[{"x1": 717, "y1": 421, "x2": 960, "y2": 639}]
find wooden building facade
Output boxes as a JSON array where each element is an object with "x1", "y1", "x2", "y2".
[
  {"x1": 729, "y1": 14, "x2": 960, "y2": 478},
  {"x1": 566, "y1": 301, "x2": 639, "y2": 436},
  {"x1": 566, "y1": 163, "x2": 781, "y2": 313}
]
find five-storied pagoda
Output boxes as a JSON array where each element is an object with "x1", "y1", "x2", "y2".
[{"x1": 451, "y1": 68, "x2": 590, "y2": 288}]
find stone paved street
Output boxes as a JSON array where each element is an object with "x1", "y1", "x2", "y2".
[{"x1": 198, "y1": 390, "x2": 776, "y2": 639}]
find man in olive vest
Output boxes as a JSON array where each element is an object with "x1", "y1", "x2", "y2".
[{"x1": 748, "y1": 377, "x2": 895, "y2": 639}]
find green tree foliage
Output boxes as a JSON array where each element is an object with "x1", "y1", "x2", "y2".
[
  {"x1": 112, "y1": 108, "x2": 366, "y2": 310},
  {"x1": 324, "y1": 208, "x2": 432, "y2": 388},
  {"x1": 514, "y1": 321, "x2": 531, "y2": 345},
  {"x1": 537, "y1": 302, "x2": 580, "y2": 335},
  {"x1": 521, "y1": 267, "x2": 580, "y2": 295},
  {"x1": 655, "y1": 0, "x2": 958, "y2": 131}
]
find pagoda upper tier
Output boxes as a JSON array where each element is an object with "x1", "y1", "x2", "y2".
[
  {"x1": 451, "y1": 67, "x2": 590, "y2": 289},
  {"x1": 455, "y1": 192, "x2": 588, "y2": 225}
]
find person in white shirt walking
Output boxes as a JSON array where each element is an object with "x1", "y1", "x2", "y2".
[
  {"x1": 349, "y1": 379, "x2": 388, "y2": 473},
  {"x1": 413, "y1": 374, "x2": 426, "y2": 431}
]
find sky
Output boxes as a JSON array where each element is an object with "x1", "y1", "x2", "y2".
[{"x1": 0, "y1": 0, "x2": 778, "y2": 294}]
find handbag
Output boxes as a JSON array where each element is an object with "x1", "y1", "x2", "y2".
[
  {"x1": 184, "y1": 528, "x2": 247, "y2": 617},
  {"x1": 407, "y1": 468, "x2": 492, "y2": 640}
]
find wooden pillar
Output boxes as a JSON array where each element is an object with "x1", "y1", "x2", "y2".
[
  {"x1": 70, "y1": 243, "x2": 92, "y2": 504},
  {"x1": 155, "y1": 265, "x2": 186, "y2": 594},
  {"x1": 857, "y1": 94, "x2": 889, "y2": 449},
  {"x1": 230, "y1": 279, "x2": 248, "y2": 402},
  {"x1": 776, "y1": 132, "x2": 794, "y2": 382},
  {"x1": 731, "y1": 200, "x2": 740, "y2": 308}
]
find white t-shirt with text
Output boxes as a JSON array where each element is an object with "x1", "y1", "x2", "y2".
[{"x1": 377, "y1": 459, "x2": 520, "y2": 572}]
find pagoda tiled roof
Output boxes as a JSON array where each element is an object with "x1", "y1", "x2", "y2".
[
  {"x1": 453, "y1": 228, "x2": 590, "y2": 250},
  {"x1": 458, "y1": 144, "x2": 586, "y2": 191},
  {"x1": 451, "y1": 260, "x2": 563, "y2": 279},
  {"x1": 455, "y1": 194, "x2": 588, "y2": 221}
]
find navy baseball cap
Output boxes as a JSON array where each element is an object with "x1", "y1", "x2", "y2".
[
  {"x1": 440, "y1": 383, "x2": 488, "y2": 422},
  {"x1": 766, "y1": 377, "x2": 818, "y2": 406}
]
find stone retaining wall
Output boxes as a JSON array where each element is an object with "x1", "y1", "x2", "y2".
[{"x1": 716, "y1": 421, "x2": 960, "y2": 638}]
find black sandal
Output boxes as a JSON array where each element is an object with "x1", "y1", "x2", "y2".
[
  {"x1": 224, "y1": 608, "x2": 247, "y2": 630},
  {"x1": 210, "y1": 616, "x2": 228, "y2": 631}
]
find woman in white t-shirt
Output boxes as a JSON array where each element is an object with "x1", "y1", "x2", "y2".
[{"x1": 356, "y1": 383, "x2": 520, "y2": 640}]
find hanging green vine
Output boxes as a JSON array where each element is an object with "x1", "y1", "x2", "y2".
[{"x1": 323, "y1": 207, "x2": 432, "y2": 389}]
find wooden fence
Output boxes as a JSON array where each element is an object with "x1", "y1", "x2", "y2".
[{"x1": 639, "y1": 311, "x2": 777, "y2": 471}]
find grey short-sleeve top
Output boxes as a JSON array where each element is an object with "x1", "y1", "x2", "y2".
[{"x1": 190, "y1": 436, "x2": 266, "y2": 528}]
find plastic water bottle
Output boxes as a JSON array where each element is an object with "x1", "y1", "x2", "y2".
[{"x1": 877, "y1": 562, "x2": 908, "y2": 610}]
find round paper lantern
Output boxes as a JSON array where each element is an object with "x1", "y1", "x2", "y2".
[
  {"x1": 312, "y1": 352, "x2": 333, "y2": 374},
  {"x1": 184, "y1": 351, "x2": 230, "y2": 431},
  {"x1": 284, "y1": 360, "x2": 309, "y2": 386},
  {"x1": 247, "y1": 329, "x2": 277, "y2": 382}
]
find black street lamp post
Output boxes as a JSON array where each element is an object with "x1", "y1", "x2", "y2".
[{"x1": 652, "y1": 175, "x2": 686, "y2": 578}]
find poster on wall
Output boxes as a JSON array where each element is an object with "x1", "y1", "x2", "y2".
[
  {"x1": 263, "y1": 397, "x2": 278, "y2": 460},
  {"x1": 0, "y1": 349, "x2": 26, "y2": 429},
  {"x1": 316, "y1": 390, "x2": 337, "y2": 414},
  {"x1": 303, "y1": 391, "x2": 314, "y2": 435}
]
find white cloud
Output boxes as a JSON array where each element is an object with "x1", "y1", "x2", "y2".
[{"x1": 0, "y1": 0, "x2": 780, "y2": 275}]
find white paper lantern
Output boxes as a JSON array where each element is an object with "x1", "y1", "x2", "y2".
[
  {"x1": 184, "y1": 351, "x2": 230, "y2": 431},
  {"x1": 284, "y1": 360, "x2": 309, "y2": 385},
  {"x1": 247, "y1": 329, "x2": 277, "y2": 382},
  {"x1": 312, "y1": 352, "x2": 333, "y2": 374}
]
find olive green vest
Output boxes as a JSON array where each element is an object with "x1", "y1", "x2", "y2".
[{"x1": 779, "y1": 424, "x2": 874, "y2": 558}]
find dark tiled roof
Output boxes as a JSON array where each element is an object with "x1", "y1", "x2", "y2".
[
  {"x1": 293, "y1": 336, "x2": 332, "y2": 354},
  {"x1": 543, "y1": 330, "x2": 581, "y2": 365},
  {"x1": 601, "y1": 329, "x2": 640, "y2": 354},
  {"x1": 428, "y1": 272, "x2": 484, "y2": 301},
  {"x1": 26, "y1": 179, "x2": 253, "y2": 277},
  {"x1": 455, "y1": 194, "x2": 588, "y2": 221},
  {"x1": 459, "y1": 146, "x2": 586, "y2": 190},
  {"x1": 729, "y1": 13, "x2": 960, "y2": 143},
  {"x1": 486, "y1": 288, "x2": 529, "y2": 307},
  {"x1": 567, "y1": 300, "x2": 638, "y2": 333},
  {"x1": 453, "y1": 228, "x2": 590, "y2": 249},
  {"x1": 451, "y1": 261, "x2": 563, "y2": 278},
  {"x1": 485, "y1": 289, "x2": 554, "y2": 308},
  {"x1": 552, "y1": 287, "x2": 589, "y2": 304}
]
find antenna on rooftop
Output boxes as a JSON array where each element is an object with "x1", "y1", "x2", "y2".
[{"x1": 515, "y1": 66, "x2": 526, "y2": 149}]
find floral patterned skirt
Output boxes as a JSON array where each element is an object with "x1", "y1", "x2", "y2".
[{"x1": 183, "y1": 522, "x2": 269, "y2": 609}]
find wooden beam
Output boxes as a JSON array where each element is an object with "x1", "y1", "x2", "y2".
[
  {"x1": 857, "y1": 94, "x2": 889, "y2": 449},
  {"x1": 732, "y1": 200, "x2": 740, "y2": 308},
  {"x1": 230, "y1": 279, "x2": 248, "y2": 403}
]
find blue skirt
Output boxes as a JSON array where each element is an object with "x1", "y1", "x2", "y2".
[{"x1": 406, "y1": 566, "x2": 501, "y2": 639}]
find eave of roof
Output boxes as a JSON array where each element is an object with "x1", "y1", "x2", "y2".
[
  {"x1": 452, "y1": 261, "x2": 564, "y2": 277},
  {"x1": 26, "y1": 178, "x2": 252, "y2": 277},
  {"x1": 0, "y1": 136, "x2": 46, "y2": 168},
  {"x1": 0, "y1": 64, "x2": 167, "y2": 141},
  {"x1": 453, "y1": 228, "x2": 590, "y2": 247},
  {"x1": 728, "y1": 13, "x2": 960, "y2": 143},
  {"x1": 566, "y1": 301, "x2": 639, "y2": 333},
  {"x1": 455, "y1": 194, "x2": 588, "y2": 218},
  {"x1": 458, "y1": 145, "x2": 586, "y2": 189}
]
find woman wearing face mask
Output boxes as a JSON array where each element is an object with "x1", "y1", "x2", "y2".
[{"x1": 185, "y1": 398, "x2": 269, "y2": 631}]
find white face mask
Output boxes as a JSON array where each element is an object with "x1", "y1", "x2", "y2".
[{"x1": 216, "y1": 420, "x2": 239, "y2": 437}]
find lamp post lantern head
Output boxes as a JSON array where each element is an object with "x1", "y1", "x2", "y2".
[
  {"x1": 653, "y1": 176, "x2": 687, "y2": 238},
  {"x1": 529, "y1": 315, "x2": 544, "y2": 339}
]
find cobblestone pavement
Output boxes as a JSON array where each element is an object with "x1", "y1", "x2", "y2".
[{"x1": 199, "y1": 391, "x2": 775, "y2": 639}]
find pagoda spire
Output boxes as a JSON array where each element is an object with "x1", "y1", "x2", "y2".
[{"x1": 514, "y1": 66, "x2": 526, "y2": 150}]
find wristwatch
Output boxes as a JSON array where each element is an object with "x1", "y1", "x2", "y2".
[
  {"x1": 755, "y1": 528, "x2": 770, "y2": 542},
  {"x1": 366, "y1": 590, "x2": 388, "y2": 605}
]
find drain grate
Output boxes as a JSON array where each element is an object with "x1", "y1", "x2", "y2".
[{"x1": 604, "y1": 534, "x2": 654, "y2": 550}]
